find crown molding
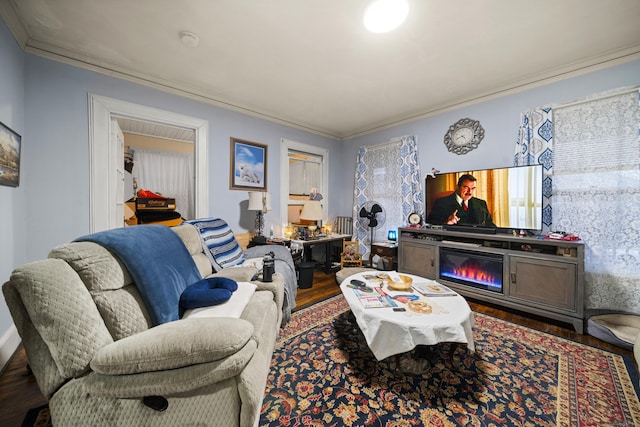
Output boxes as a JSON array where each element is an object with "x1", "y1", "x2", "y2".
[
  {"x1": 342, "y1": 46, "x2": 640, "y2": 140},
  {"x1": 21, "y1": 38, "x2": 343, "y2": 141}
]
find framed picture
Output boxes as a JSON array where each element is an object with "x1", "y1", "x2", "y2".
[
  {"x1": 0, "y1": 121, "x2": 21, "y2": 188},
  {"x1": 229, "y1": 137, "x2": 268, "y2": 191}
]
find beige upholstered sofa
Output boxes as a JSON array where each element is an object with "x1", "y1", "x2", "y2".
[{"x1": 2, "y1": 223, "x2": 288, "y2": 426}]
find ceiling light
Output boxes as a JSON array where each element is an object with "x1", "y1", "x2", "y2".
[
  {"x1": 364, "y1": 0, "x2": 409, "y2": 33},
  {"x1": 179, "y1": 31, "x2": 199, "y2": 47}
]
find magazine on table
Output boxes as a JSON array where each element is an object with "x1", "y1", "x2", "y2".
[
  {"x1": 352, "y1": 287, "x2": 398, "y2": 308},
  {"x1": 412, "y1": 280, "x2": 458, "y2": 297}
]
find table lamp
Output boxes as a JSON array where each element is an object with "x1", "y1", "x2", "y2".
[
  {"x1": 300, "y1": 200, "x2": 323, "y2": 238},
  {"x1": 248, "y1": 191, "x2": 271, "y2": 236}
]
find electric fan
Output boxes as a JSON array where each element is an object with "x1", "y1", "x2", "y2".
[{"x1": 358, "y1": 201, "x2": 386, "y2": 249}]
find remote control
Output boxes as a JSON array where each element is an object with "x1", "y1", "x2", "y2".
[
  {"x1": 350, "y1": 279, "x2": 367, "y2": 288},
  {"x1": 347, "y1": 284, "x2": 373, "y2": 292}
]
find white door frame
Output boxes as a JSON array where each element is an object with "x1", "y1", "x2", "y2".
[{"x1": 88, "y1": 94, "x2": 209, "y2": 232}]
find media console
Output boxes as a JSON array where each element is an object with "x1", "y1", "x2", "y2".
[{"x1": 398, "y1": 227, "x2": 585, "y2": 333}]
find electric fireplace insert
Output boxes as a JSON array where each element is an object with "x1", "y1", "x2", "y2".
[{"x1": 439, "y1": 247, "x2": 503, "y2": 293}]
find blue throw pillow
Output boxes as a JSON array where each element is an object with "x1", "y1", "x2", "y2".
[
  {"x1": 179, "y1": 277, "x2": 238, "y2": 317},
  {"x1": 186, "y1": 218, "x2": 246, "y2": 271}
]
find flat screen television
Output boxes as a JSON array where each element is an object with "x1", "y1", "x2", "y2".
[{"x1": 424, "y1": 164, "x2": 543, "y2": 233}]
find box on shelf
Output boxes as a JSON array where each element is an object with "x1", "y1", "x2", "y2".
[{"x1": 136, "y1": 197, "x2": 176, "y2": 211}]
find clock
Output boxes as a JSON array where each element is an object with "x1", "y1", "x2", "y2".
[
  {"x1": 443, "y1": 118, "x2": 485, "y2": 155},
  {"x1": 408, "y1": 212, "x2": 422, "y2": 227}
]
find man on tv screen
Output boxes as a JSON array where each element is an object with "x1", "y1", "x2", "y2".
[{"x1": 428, "y1": 174, "x2": 496, "y2": 227}]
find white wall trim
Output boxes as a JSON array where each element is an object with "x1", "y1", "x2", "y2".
[
  {"x1": 0, "y1": 324, "x2": 20, "y2": 374},
  {"x1": 89, "y1": 94, "x2": 209, "y2": 231}
]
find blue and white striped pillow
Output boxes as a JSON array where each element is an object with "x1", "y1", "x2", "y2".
[{"x1": 186, "y1": 218, "x2": 245, "y2": 271}]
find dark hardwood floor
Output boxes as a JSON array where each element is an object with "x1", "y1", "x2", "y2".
[{"x1": 0, "y1": 268, "x2": 634, "y2": 426}]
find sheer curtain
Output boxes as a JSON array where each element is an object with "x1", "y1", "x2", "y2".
[
  {"x1": 133, "y1": 148, "x2": 195, "y2": 220},
  {"x1": 515, "y1": 87, "x2": 640, "y2": 312},
  {"x1": 552, "y1": 87, "x2": 640, "y2": 312},
  {"x1": 288, "y1": 153, "x2": 322, "y2": 195},
  {"x1": 353, "y1": 135, "x2": 423, "y2": 259}
]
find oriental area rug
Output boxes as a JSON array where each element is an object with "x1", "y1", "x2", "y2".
[{"x1": 259, "y1": 295, "x2": 640, "y2": 427}]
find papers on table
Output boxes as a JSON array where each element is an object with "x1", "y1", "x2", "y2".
[
  {"x1": 412, "y1": 280, "x2": 458, "y2": 297},
  {"x1": 352, "y1": 287, "x2": 398, "y2": 308}
]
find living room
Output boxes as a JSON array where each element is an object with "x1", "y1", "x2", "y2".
[{"x1": 2, "y1": 1, "x2": 640, "y2": 425}]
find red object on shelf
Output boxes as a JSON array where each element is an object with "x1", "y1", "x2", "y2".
[{"x1": 137, "y1": 189, "x2": 164, "y2": 198}]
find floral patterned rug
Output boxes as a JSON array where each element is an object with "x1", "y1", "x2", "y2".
[{"x1": 260, "y1": 295, "x2": 640, "y2": 426}]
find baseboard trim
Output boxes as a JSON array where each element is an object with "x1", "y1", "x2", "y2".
[{"x1": 0, "y1": 325, "x2": 20, "y2": 373}]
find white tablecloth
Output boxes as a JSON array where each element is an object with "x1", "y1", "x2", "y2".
[{"x1": 340, "y1": 272, "x2": 475, "y2": 360}]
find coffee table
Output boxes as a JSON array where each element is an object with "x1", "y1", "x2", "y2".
[{"x1": 339, "y1": 271, "x2": 475, "y2": 361}]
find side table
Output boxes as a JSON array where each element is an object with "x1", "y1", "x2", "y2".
[
  {"x1": 369, "y1": 242, "x2": 398, "y2": 271},
  {"x1": 291, "y1": 234, "x2": 351, "y2": 273},
  {"x1": 247, "y1": 236, "x2": 291, "y2": 248}
]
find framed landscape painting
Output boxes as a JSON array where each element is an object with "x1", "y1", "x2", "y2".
[
  {"x1": 229, "y1": 137, "x2": 268, "y2": 191},
  {"x1": 0, "y1": 121, "x2": 21, "y2": 188}
]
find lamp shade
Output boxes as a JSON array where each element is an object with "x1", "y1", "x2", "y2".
[
  {"x1": 300, "y1": 200, "x2": 323, "y2": 221},
  {"x1": 248, "y1": 192, "x2": 271, "y2": 212}
]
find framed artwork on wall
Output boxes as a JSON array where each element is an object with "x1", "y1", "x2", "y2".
[
  {"x1": 229, "y1": 137, "x2": 268, "y2": 191},
  {"x1": 0, "y1": 121, "x2": 21, "y2": 188}
]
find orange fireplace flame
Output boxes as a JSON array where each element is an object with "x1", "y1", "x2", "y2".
[{"x1": 450, "y1": 260, "x2": 497, "y2": 284}]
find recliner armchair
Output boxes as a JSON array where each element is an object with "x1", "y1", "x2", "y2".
[{"x1": 3, "y1": 223, "x2": 287, "y2": 426}]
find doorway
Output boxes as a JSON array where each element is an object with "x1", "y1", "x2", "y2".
[
  {"x1": 89, "y1": 94, "x2": 209, "y2": 232},
  {"x1": 279, "y1": 138, "x2": 329, "y2": 228},
  {"x1": 117, "y1": 117, "x2": 196, "y2": 221}
]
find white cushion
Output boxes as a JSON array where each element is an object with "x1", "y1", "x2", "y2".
[
  {"x1": 236, "y1": 257, "x2": 263, "y2": 271},
  {"x1": 182, "y1": 281, "x2": 257, "y2": 319}
]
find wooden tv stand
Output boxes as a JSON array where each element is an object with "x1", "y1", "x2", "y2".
[{"x1": 397, "y1": 227, "x2": 585, "y2": 333}]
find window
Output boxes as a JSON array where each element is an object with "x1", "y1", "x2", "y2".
[{"x1": 288, "y1": 150, "x2": 323, "y2": 195}]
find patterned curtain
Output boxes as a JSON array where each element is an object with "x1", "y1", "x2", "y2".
[
  {"x1": 353, "y1": 135, "x2": 423, "y2": 259},
  {"x1": 552, "y1": 87, "x2": 640, "y2": 313},
  {"x1": 514, "y1": 107, "x2": 553, "y2": 234}
]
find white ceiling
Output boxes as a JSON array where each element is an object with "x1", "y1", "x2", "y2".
[
  {"x1": 2, "y1": 0, "x2": 640, "y2": 140},
  {"x1": 115, "y1": 116, "x2": 195, "y2": 143}
]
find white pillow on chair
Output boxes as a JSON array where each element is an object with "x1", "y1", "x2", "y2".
[{"x1": 182, "y1": 281, "x2": 257, "y2": 319}]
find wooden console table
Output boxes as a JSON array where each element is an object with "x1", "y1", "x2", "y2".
[
  {"x1": 369, "y1": 242, "x2": 398, "y2": 270},
  {"x1": 397, "y1": 227, "x2": 585, "y2": 333}
]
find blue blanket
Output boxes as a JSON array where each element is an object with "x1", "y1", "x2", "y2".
[{"x1": 75, "y1": 225, "x2": 202, "y2": 325}]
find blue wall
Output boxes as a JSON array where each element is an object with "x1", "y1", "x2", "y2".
[
  {"x1": 21, "y1": 55, "x2": 340, "y2": 256},
  {"x1": 0, "y1": 18, "x2": 25, "y2": 345}
]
